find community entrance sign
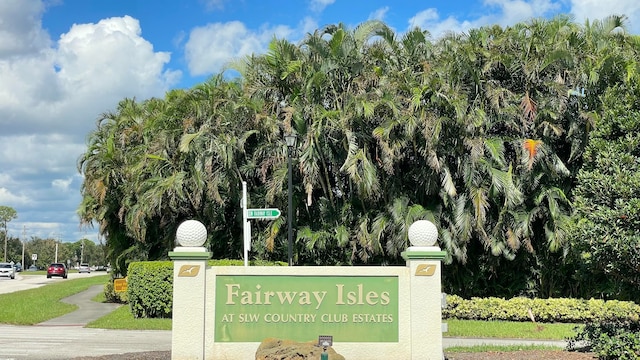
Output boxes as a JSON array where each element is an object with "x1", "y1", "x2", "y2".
[{"x1": 169, "y1": 219, "x2": 447, "y2": 359}]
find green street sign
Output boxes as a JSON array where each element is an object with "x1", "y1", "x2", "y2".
[{"x1": 247, "y1": 208, "x2": 281, "y2": 219}]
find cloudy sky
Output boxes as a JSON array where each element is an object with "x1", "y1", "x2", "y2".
[{"x1": 1, "y1": 0, "x2": 638, "y2": 244}]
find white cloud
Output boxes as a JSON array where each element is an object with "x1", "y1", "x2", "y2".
[
  {"x1": 0, "y1": 1, "x2": 182, "y2": 243},
  {"x1": 185, "y1": 21, "x2": 263, "y2": 76},
  {"x1": 0, "y1": 0, "x2": 50, "y2": 56},
  {"x1": 0, "y1": 134, "x2": 86, "y2": 175},
  {"x1": 0, "y1": 14, "x2": 180, "y2": 138},
  {"x1": 369, "y1": 7, "x2": 390, "y2": 21},
  {"x1": 52, "y1": 177, "x2": 73, "y2": 192},
  {"x1": 0, "y1": 188, "x2": 31, "y2": 206},
  {"x1": 570, "y1": 0, "x2": 640, "y2": 33},
  {"x1": 55, "y1": 16, "x2": 180, "y2": 124},
  {"x1": 484, "y1": 0, "x2": 560, "y2": 24},
  {"x1": 185, "y1": 21, "x2": 299, "y2": 76},
  {"x1": 409, "y1": 0, "x2": 563, "y2": 38},
  {"x1": 407, "y1": 1, "x2": 640, "y2": 40},
  {"x1": 408, "y1": 8, "x2": 478, "y2": 38},
  {"x1": 0, "y1": 174, "x2": 14, "y2": 187},
  {"x1": 300, "y1": 17, "x2": 319, "y2": 35},
  {"x1": 310, "y1": 0, "x2": 335, "y2": 12}
]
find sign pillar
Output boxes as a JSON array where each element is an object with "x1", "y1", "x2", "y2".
[
  {"x1": 401, "y1": 220, "x2": 447, "y2": 360},
  {"x1": 169, "y1": 220, "x2": 212, "y2": 360}
]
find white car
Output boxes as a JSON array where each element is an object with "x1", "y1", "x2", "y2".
[
  {"x1": 78, "y1": 263, "x2": 91, "y2": 273},
  {"x1": 0, "y1": 262, "x2": 15, "y2": 279}
]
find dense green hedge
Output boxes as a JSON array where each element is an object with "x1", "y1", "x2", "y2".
[
  {"x1": 125, "y1": 259, "x2": 286, "y2": 318},
  {"x1": 443, "y1": 295, "x2": 640, "y2": 323},
  {"x1": 127, "y1": 261, "x2": 173, "y2": 318}
]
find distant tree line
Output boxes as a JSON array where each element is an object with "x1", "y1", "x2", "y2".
[
  {"x1": 78, "y1": 15, "x2": 640, "y2": 301},
  {"x1": 0, "y1": 234, "x2": 107, "y2": 270}
]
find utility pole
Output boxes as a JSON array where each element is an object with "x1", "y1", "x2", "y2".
[
  {"x1": 21, "y1": 226, "x2": 26, "y2": 269},
  {"x1": 52, "y1": 232, "x2": 61, "y2": 263}
]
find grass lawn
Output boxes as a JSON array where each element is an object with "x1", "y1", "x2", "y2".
[
  {"x1": 87, "y1": 305, "x2": 172, "y2": 330},
  {"x1": 0, "y1": 275, "x2": 109, "y2": 325},
  {"x1": 445, "y1": 319, "x2": 581, "y2": 340}
]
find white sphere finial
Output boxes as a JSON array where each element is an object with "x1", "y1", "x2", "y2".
[
  {"x1": 408, "y1": 220, "x2": 438, "y2": 247},
  {"x1": 176, "y1": 220, "x2": 207, "y2": 247}
]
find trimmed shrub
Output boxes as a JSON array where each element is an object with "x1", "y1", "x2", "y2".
[
  {"x1": 444, "y1": 295, "x2": 640, "y2": 323},
  {"x1": 125, "y1": 259, "x2": 286, "y2": 318},
  {"x1": 127, "y1": 261, "x2": 173, "y2": 318}
]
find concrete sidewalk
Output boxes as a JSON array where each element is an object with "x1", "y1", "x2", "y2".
[{"x1": 37, "y1": 285, "x2": 122, "y2": 326}]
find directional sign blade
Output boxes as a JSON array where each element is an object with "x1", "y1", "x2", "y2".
[{"x1": 247, "y1": 208, "x2": 281, "y2": 219}]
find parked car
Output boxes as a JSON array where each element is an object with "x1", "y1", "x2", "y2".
[
  {"x1": 14, "y1": 263, "x2": 22, "y2": 272},
  {"x1": 47, "y1": 263, "x2": 67, "y2": 279},
  {"x1": 0, "y1": 262, "x2": 15, "y2": 279},
  {"x1": 78, "y1": 263, "x2": 90, "y2": 273}
]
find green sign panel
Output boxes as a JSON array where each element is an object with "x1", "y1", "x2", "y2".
[
  {"x1": 247, "y1": 208, "x2": 281, "y2": 219},
  {"x1": 214, "y1": 275, "x2": 399, "y2": 342}
]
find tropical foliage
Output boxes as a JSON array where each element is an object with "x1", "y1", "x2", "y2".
[
  {"x1": 568, "y1": 83, "x2": 640, "y2": 301},
  {"x1": 0, "y1": 205, "x2": 17, "y2": 262},
  {"x1": 78, "y1": 15, "x2": 640, "y2": 300}
]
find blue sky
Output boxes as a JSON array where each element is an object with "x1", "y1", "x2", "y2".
[{"x1": 0, "y1": 0, "x2": 638, "y2": 245}]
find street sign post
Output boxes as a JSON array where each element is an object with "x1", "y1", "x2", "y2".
[
  {"x1": 247, "y1": 208, "x2": 281, "y2": 219},
  {"x1": 242, "y1": 182, "x2": 282, "y2": 267}
]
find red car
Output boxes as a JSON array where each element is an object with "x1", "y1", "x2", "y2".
[{"x1": 47, "y1": 263, "x2": 68, "y2": 279}]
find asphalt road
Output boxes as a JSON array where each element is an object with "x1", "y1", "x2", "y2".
[{"x1": 0, "y1": 271, "x2": 106, "y2": 294}]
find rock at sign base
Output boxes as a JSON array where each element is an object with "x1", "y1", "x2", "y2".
[{"x1": 256, "y1": 338, "x2": 345, "y2": 360}]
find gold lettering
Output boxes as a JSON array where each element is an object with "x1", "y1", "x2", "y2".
[
  {"x1": 225, "y1": 284, "x2": 240, "y2": 305},
  {"x1": 276, "y1": 291, "x2": 296, "y2": 304},
  {"x1": 240, "y1": 290, "x2": 252, "y2": 304},
  {"x1": 312, "y1": 291, "x2": 327, "y2": 310},
  {"x1": 357, "y1": 284, "x2": 364, "y2": 304},
  {"x1": 298, "y1": 291, "x2": 311, "y2": 305},
  {"x1": 254, "y1": 285, "x2": 262, "y2": 304},
  {"x1": 263, "y1": 291, "x2": 275, "y2": 305},
  {"x1": 335, "y1": 284, "x2": 345, "y2": 305},
  {"x1": 380, "y1": 291, "x2": 390, "y2": 305},
  {"x1": 347, "y1": 290, "x2": 357, "y2": 305},
  {"x1": 365, "y1": 291, "x2": 379, "y2": 305}
]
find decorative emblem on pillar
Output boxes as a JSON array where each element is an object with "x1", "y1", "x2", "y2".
[
  {"x1": 178, "y1": 265, "x2": 201, "y2": 277},
  {"x1": 415, "y1": 264, "x2": 436, "y2": 276}
]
